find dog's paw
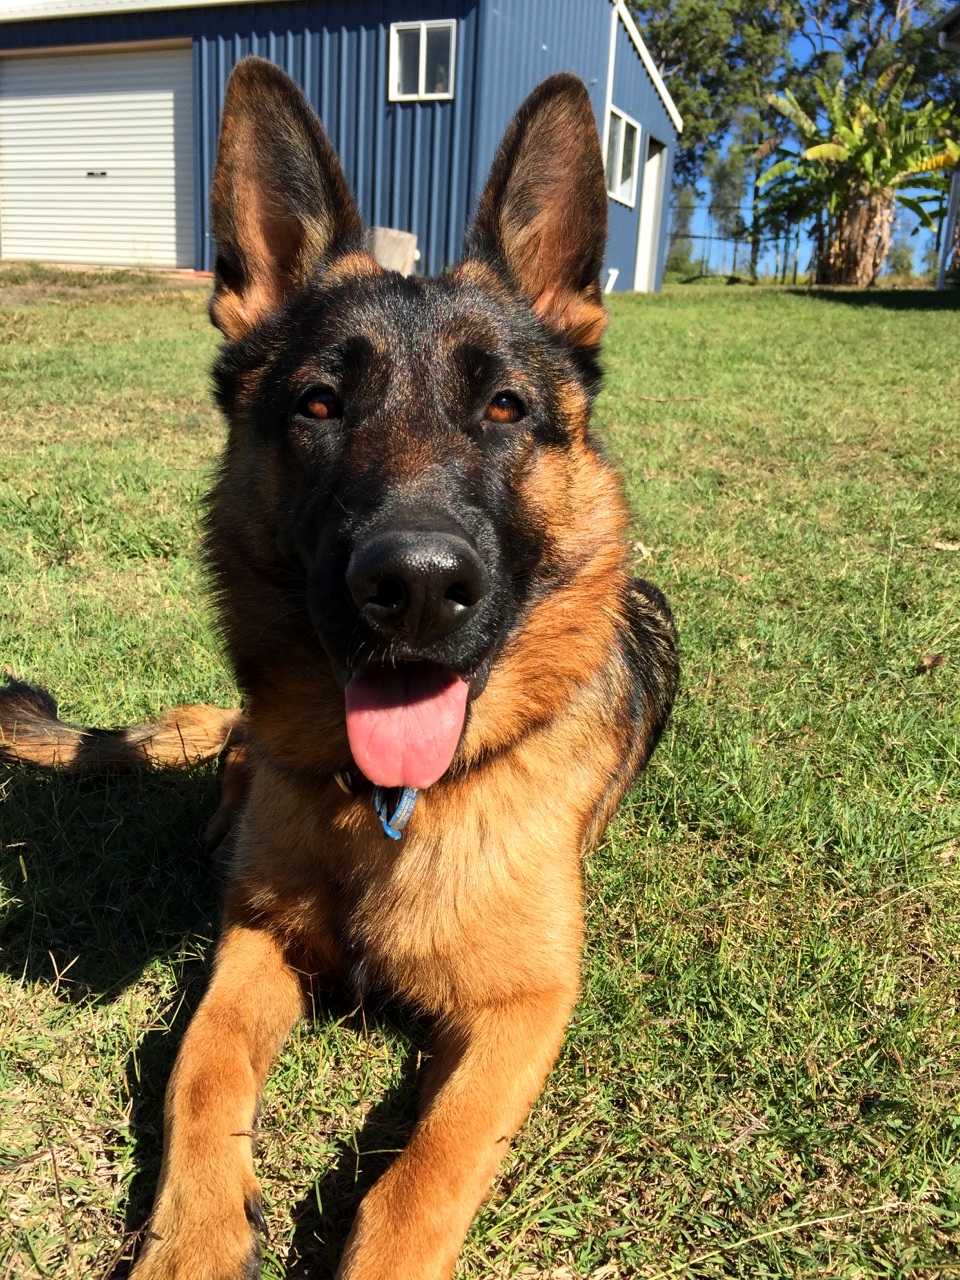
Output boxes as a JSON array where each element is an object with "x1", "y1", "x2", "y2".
[
  {"x1": 130, "y1": 1242, "x2": 260, "y2": 1280},
  {"x1": 129, "y1": 1195, "x2": 263, "y2": 1280}
]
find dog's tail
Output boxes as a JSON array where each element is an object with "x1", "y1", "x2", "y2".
[{"x1": 0, "y1": 678, "x2": 242, "y2": 773}]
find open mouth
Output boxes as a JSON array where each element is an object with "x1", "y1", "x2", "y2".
[{"x1": 344, "y1": 661, "x2": 481, "y2": 790}]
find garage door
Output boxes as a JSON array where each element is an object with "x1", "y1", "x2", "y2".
[{"x1": 0, "y1": 47, "x2": 194, "y2": 268}]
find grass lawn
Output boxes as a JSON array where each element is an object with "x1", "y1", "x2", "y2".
[{"x1": 1, "y1": 265, "x2": 958, "y2": 1279}]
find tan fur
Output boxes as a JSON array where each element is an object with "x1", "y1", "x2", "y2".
[
  {"x1": 125, "y1": 472, "x2": 651, "y2": 1279},
  {"x1": 323, "y1": 250, "x2": 385, "y2": 285},
  {"x1": 450, "y1": 258, "x2": 511, "y2": 295},
  {"x1": 137, "y1": 920, "x2": 308, "y2": 1278}
]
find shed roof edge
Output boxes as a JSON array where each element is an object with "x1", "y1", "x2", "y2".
[
  {"x1": 611, "y1": 0, "x2": 683, "y2": 134},
  {"x1": 0, "y1": 0, "x2": 269, "y2": 23}
]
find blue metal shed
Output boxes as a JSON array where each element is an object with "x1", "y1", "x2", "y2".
[{"x1": 0, "y1": 0, "x2": 681, "y2": 289}]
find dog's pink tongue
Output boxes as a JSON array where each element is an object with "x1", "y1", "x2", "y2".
[{"x1": 344, "y1": 665, "x2": 469, "y2": 790}]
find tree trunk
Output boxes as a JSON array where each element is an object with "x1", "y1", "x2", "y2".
[{"x1": 816, "y1": 190, "x2": 895, "y2": 286}]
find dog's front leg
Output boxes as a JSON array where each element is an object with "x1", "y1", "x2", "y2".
[
  {"x1": 337, "y1": 983, "x2": 578, "y2": 1280},
  {"x1": 130, "y1": 912, "x2": 309, "y2": 1280}
]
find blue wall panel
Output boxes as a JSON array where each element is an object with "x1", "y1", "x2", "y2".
[
  {"x1": 189, "y1": 1, "x2": 478, "y2": 273},
  {"x1": 471, "y1": 0, "x2": 610, "y2": 207},
  {"x1": 607, "y1": 13, "x2": 676, "y2": 289}
]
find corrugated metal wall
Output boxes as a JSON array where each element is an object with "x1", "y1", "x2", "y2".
[
  {"x1": 608, "y1": 10, "x2": 675, "y2": 290},
  {"x1": 190, "y1": 0, "x2": 478, "y2": 273}
]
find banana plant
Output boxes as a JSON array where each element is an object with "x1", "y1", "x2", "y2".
[{"x1": 757, "y1": 66, "x2": 959, "y2": 286}]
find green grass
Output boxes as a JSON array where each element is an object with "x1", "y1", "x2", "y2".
[{"x1": 1, "y1": 265, "x2": 958, "y2": 1279}]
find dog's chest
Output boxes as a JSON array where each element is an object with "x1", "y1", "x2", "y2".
[{"x1": 333, "y1": 809, "x2": 584, "y2": 1014}]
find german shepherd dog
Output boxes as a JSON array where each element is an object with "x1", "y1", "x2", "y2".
[{"x1": 0, "y1": 60, "x2": 677, "y2": 1279}]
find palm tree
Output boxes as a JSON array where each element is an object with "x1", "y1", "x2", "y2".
[{"x1": 758, "y1": 67, "x2": 959, "y2": 286}]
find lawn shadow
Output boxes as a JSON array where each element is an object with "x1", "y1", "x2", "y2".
[
  {"x1": 0, "y1": 765, "x2": 222, "y2": 1001},
  {"x1": 111, "y1": 992, "x2": 425, "y2": 1280},
  {"x1": 109, "y1": 958, "x2": 213, "y2": 1278},
  {"x1": 281, "y1": 1017, "x2": 423, "y2": 1278},
  {"x1": 0, "y1": 763, "x2": 226, "y2": 1274},
  {"x1": 788, "y1": 286, "x2": 960, "y2": 311}
]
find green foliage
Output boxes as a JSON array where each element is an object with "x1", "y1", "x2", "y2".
[
  {"x1": 792, "y1": 0, "x2": 957, "y2": 115},
  {"x1": 706, "y1": 149, "x2": 748, "y2": 241},
  {"x1": 921, "y1": 241, "x2": 942, "y2": 278},
  {"x1": 759, "y1": 68, "x2": 960, "y2": 282},
  {"x1": 886, "y1": 234, "x2": 915, "y2": 275},
  {"x1": 629, "y1": 1, "x2": 795, "y2": 183},
  {"x1": 761, "y1": 71, "x2": 959, "y2": 216},
  {"x1": 630, "y1": 0, "x2": 957, "y2": 190}
]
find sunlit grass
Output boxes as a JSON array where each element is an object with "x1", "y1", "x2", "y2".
[{"x1": 1, "y1": 267, "x2": 958, "y2": 1277}]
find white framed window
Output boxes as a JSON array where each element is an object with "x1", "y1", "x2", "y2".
[
  {"x1": 605, "y1": 106, "x2": 640, "y2": 206},
  {"x1": 389, "y1": 20, "x2": 457, "y2": 101}
]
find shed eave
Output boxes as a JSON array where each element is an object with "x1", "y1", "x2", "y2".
[
  {"x1": 0, "y1": 0, "x2": 272, "y2": 22},
  {"x1": 611, "y1": 0, "x2": 683, "y2": 134},
  {"x1": 934, "y1": 2, "x2": 960, "y2": 49}
]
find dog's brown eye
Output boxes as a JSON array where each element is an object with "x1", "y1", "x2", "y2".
[
  {"x1": 298, "y1": 386, "x2": 342, "y2": 421},
  {"x1": 485, "y1": 392, "x2": 525, "y2": 425}
]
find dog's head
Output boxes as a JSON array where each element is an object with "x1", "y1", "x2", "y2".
[{"x1": 208, "y1": 58, "x2": 621, "y2": 790}]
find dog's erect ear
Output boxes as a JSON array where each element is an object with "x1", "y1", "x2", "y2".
[
  {"x1": 463, "y1": 74, "x2": 608, "y2": 350},
  {"x1": 210, "y1": 57, "x2": 364, "y2": 339}
]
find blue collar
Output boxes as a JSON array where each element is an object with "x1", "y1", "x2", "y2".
[
  {"x1": 373, "y1": 786, "x2": 419, "y2": 839},
  {"x1": 334, "y1": 768, "x2": 419, "y2": 840}
]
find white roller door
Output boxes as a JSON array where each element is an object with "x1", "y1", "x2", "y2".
[{"x1": 0, "y1": 46, "x2": 194, "y2": 268}]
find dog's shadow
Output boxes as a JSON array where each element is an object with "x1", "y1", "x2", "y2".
[
  {"x1": 0, "y1": 767, "x2": 221, "y2": 1000},
  {"x1": 279, "y1": 1013, "x2": 422, "y2": 1279},
  {"x1": 0, "y1": 767, "x2": 420, "y2": 1279}
]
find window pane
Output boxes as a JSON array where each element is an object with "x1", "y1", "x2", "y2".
[
  {"x1": 620, "y1": 120, "x2": 638, "y2": 197},
  {"x1": 424, "y1": 25, "x2": 452, "y2": 95},
  {"x1": 396, "y1": 28, "x2": 419, "y2": 97},
  {"x1": 605, "y1": 114, "x2": 622, "y2": 193}
]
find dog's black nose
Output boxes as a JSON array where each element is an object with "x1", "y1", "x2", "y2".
[{"x1": 346, "y1": 530, "x2": 488, "y2": 644}]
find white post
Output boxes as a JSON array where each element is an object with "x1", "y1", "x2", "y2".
[{"x1": 937, "y1": 165, "x2": 960, "y2": 290}]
